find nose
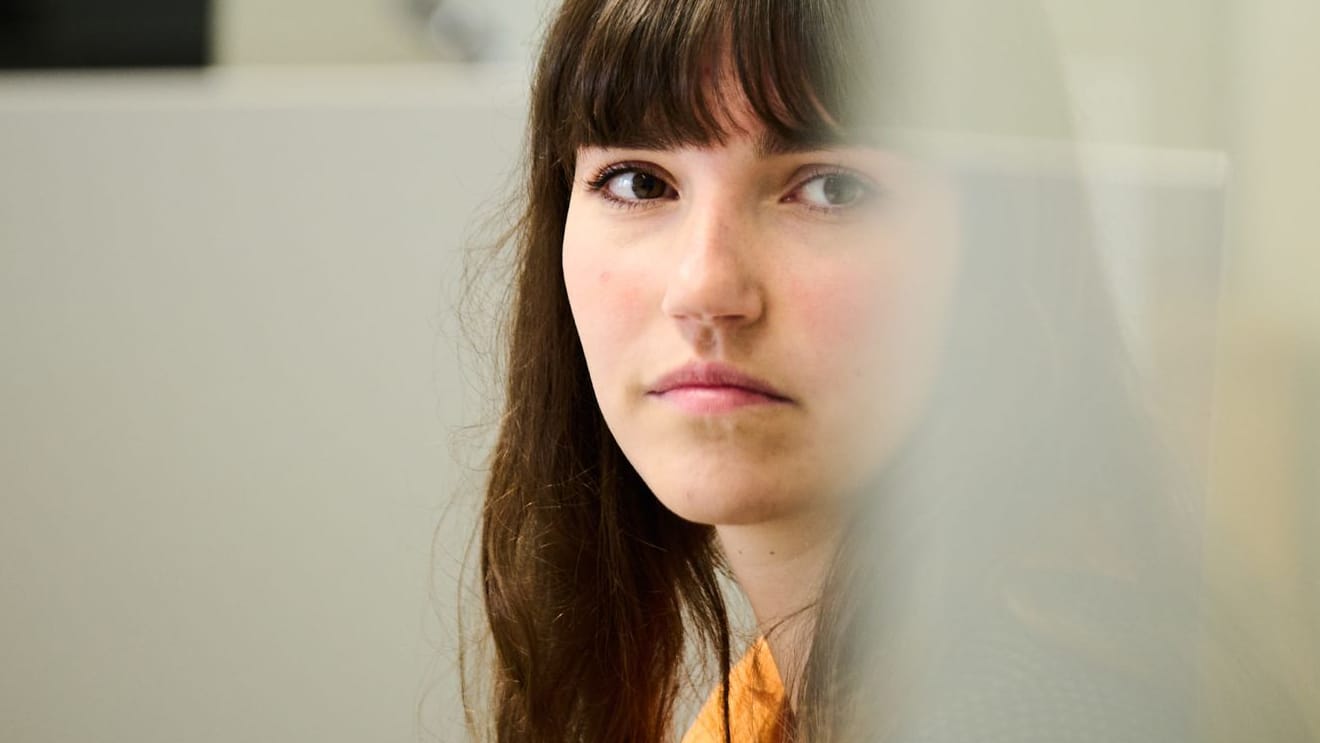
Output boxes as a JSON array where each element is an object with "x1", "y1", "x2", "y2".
[{"x1": 660, "y1": 200, "x2": 765, "y2": 339}]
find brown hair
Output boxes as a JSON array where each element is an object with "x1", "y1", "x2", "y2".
[
  {"x1": 464, "y1": 0, "x2": 1195, "y2": 741},
  {"x1": 471, "y1": 2, "x2": 871, "y2": 740}
]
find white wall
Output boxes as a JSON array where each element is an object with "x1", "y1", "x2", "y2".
[
  {"x1": 0, "y1": 65, "x2": 526, "y2": 743},
  {"x1": 213, "y1": 0, "x2": 555, "y2": 65}
]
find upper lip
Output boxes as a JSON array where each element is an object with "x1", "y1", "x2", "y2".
[{"x1": 647, "y1": 362, "x2": 791, "y2": 401}]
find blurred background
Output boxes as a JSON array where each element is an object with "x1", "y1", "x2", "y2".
[{"x1": 0, "y1": 1, "x2": 1315, "y2": 741}]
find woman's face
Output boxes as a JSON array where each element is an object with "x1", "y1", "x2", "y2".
[{"x1": 563, "y1": 97, "x2": 957, "y2": 527}]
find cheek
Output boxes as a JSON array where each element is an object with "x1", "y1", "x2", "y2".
[
  {"x1": 785, "y1": 257, "x2": 902, "y2": 378},
  {"x1": 561, "y1": 211, "x2": 659, "y2": 385},
  {"x1": 783, "y1": 226, "x2": 956, "y2": 427}
]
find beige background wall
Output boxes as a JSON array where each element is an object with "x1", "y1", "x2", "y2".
[
  {"x1": 0, "y1": 66, "x2": 526, "y2": 742},
  {"x1": 212, "y1": 0, "x2": 553, "y2": 64}
]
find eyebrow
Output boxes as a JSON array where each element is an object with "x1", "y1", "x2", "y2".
[
  {"x1": 585, "y1": 127, "x2": 869, "y2": 159},
  {"x1": 753, "y1": 128, "x2": 850, "y2": 158}
]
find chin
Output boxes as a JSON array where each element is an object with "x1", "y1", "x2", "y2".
[{"x1": 645, "y1": 470, "x2": 816, "y2": 527}]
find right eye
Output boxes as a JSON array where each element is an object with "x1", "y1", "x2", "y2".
[{"x1": 588, "y1": 166, "x2": 676, "y2": 206}]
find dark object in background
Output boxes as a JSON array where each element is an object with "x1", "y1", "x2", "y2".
[{"x1": 0, "y1": 0, "x2": 209, "y2": 68}]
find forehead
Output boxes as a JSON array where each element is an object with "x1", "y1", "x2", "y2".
[
  {"x1": 536, "y1": 0, "x2": 873, "y2": 174},
  {"x1": 702, "y1": 72, "x2": 845, "y2": 155},
  {"x1": 575, "y1": 71, "x2": 849, "y2": 158},
  {"x1": 577, "y1": 128, "x2": 848, "y2": 162}
]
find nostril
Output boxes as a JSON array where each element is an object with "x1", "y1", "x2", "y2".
[{"x1": 661, "y1": 260, "x2": 764, "y2": 326}]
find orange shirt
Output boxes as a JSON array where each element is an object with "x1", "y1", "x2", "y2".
[{"x1": 681, "y1": 638, "x2": 789, "y2": 743}]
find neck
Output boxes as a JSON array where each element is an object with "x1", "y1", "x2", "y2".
[{"x1": 715, "y1": 507, "x2": 844, "y2": 699}]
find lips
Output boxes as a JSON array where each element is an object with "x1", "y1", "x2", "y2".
[{"x1": 647, "y1": 362, "x2": 791, "y2": 413}]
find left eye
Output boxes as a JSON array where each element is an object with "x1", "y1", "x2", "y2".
[
  {"x1": 604, "y1": 170, "x2": 672, "y2": 202},
  {"x1": 797, "y1": 172, "x2": 873, "y2": 209}
]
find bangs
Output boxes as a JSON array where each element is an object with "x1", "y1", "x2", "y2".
[{"x1": 538, "y1": 0, "x2": 863, "y2": 170}]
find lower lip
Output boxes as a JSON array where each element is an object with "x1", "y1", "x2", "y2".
[{"x1": 649, "y1": 386, "x2": 789, "y2": 414}]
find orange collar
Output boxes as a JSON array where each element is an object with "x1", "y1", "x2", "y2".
[{"x1": 682, "y1": 637, "x2": 789, "y2": 743}]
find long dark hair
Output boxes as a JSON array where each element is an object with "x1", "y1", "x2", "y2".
[
  {"x1": 473, "y1": 2, "x2": 867, "y2": 740},
  {"x1": 465, "y1": 0, "x2": 1202, "y2": 741}
]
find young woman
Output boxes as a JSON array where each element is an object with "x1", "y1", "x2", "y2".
[{"x1": 465, "y1": 0, "x2": 1213, "y2": 741}]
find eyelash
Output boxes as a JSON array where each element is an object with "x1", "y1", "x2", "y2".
[
  {"x1": 790, "y1": 165, "x2": 878, "y2": 214},
  {"x1": 583, "y1": 161, "x2": 877, "y2": 214},
  {"x1": 584, "y1": 161, "x2": 670, "y2": 210}
]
